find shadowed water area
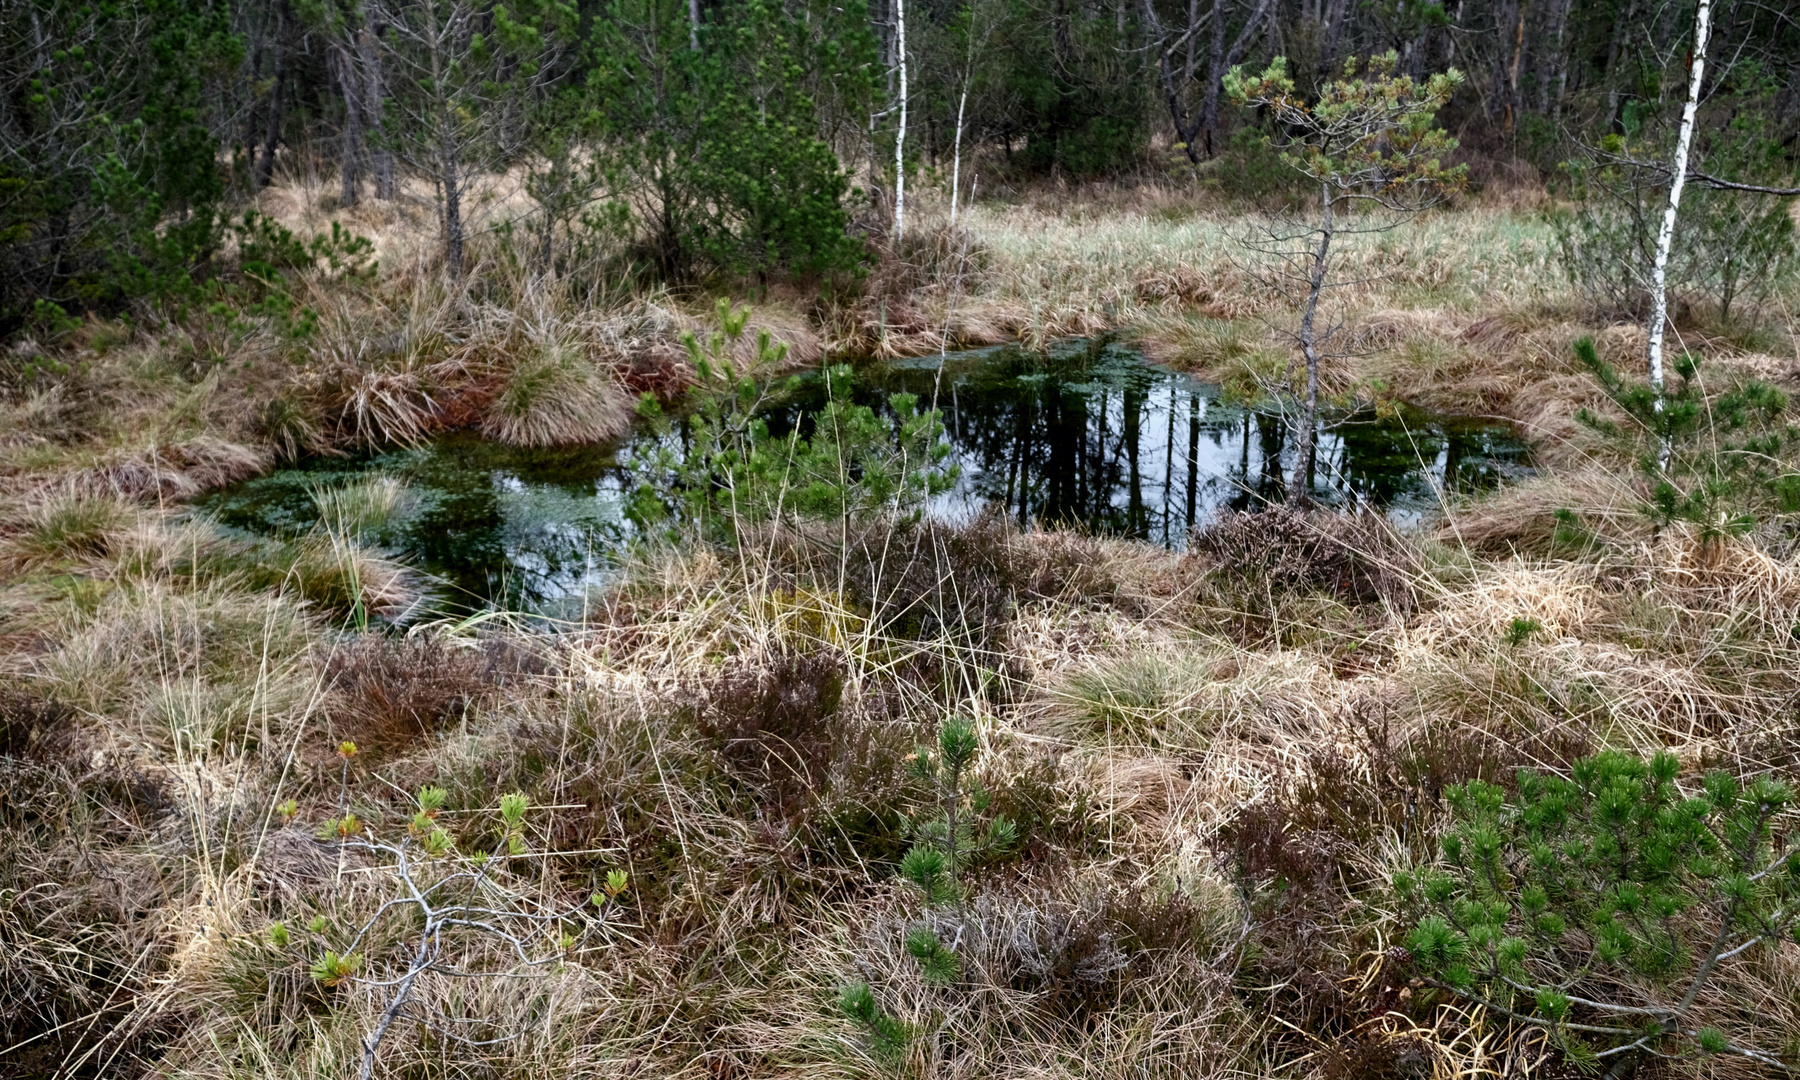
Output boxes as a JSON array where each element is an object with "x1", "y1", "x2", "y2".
[{"x1": 202, "y1": 338, "x2": 1530, "y2": 612}]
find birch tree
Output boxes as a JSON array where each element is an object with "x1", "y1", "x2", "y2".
[
  {"x1": 1644, "y1": 0, "x2": 1710, "y2": 396},
  {"x1": 1226, "y1": 53, "x2": 1465, "y2": 503},
  {"x1": 892, "y1": 0, "x2": 909, "y2": 242}
]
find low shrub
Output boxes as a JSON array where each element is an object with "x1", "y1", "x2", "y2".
[
  {"x1": 323, "y1": 635, "x2": 537, "y2": 754},
  {"x1": 695, "y1": 647, "x2": 847, "y2": 822},
  {"x1": 1191, "y1": 506, "x2": 1423, "y2": 611},
  {"x1": 1401, "y1": 751, "x2": 1800, "y2": 1070},
  {"x1": 0, "y1": 690, "x2": 78, "y2": 762}
]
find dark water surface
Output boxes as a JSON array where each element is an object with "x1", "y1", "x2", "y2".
[{"x1": 202, "y1": 338, "x2": 1529, "y2": 611}]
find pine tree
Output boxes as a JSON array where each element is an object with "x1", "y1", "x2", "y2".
[
  {"x1": 1224, "y1": 52, "x2": 1464, "y2": 503},
  {"x1": 1400, "y1": 751, "x2": 1800, "y2": 1072}
]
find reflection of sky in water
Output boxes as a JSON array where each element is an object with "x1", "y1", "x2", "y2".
[
  {"x1": 201, "y1": 338, "x2": 1530, "y2": 613},
  {"x1": 202, "y1": 433, "x2": 640, "y2": 614}
]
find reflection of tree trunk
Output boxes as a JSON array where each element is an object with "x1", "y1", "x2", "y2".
[
  {"x1": 1066, "y1": 391, "x2": 1084, "y2": 524},
  {"x1": 1186, "y1": 395, "x2": 1201, "y2": 532},
  {"x1": 1161, "y1": 384, "x2": 1176, "y2": 543},
  {"x1": 1009, "y1": 397, "x2": 1032, "y2": 524},
  {"x1": 1256, "y1": 412, "x2": 1282, "y2": 497},
  {"x1": 1443, "y1": 430, "x2": 1465, "y2": 493},
  {"x1": 1124, "y1": 380, "x2": 1144, "y2": 537},
  {"x1": 1087, "y1": 390, "x2": 1104, "y2": 520},
  {"x1": 1043, "y1": 390, "x2": 1070, "y2": 525}
]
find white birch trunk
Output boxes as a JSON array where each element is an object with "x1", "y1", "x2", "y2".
[
  {"x1": 893, "y1": 0, "x2": 908, "y2": 243},
  {"x1": 949, "y1": 84, "x2": 967, "y2": 227},
  {"x1": 1647, "y1": 0, "x2": 1712, "y2": 394}
]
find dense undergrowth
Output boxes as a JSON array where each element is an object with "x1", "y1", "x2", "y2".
[{"x1": 4, "y1": 178, "x2": 1800, "y2": 1079}]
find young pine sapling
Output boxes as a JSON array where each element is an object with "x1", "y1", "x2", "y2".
[
  {"x1": 1400, "y1": 750, "x2": 1800, "y2": 1073},
  {"x1": 1571, "y1": 337, "x2": 1797, "y2": 546},
  {"x1": 1224, "y1": 52, "x2": 1465, "y2": 503},
  {"x1": 631, "y1": 300, "x2": 956, "y2": 544},
  {"x1": 838, "y1": 717, "x2": 1015, "y2": 1053},
  {"x1": 307, "y1": 785, "x2": 628, "y2": 1080}
]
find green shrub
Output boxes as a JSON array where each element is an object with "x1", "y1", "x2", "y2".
[
  {"x1": 300, "y1": 783, "x2": 630, "y2": 1079},
  {"x1": 592, "y1": 0, "x2": 872, "y2": 281},
  {"x1": 0, "y1": 0, "x2": 235, "y2": 331},
  {"x1": 628, "y1": 301, "x2": 956, "y2": 543},
  {"x1": 988, "y1": 0, "x2": 1146, "y2": 178},
  {"x1": 1549, "y1": 84, "x2": 1798, "y2": 328},
  {"x1": 1572, "y1": 337, "x2": 1800, "y2": 544},
  {"x1": 1399, "y1": 750, "x2": 1800, "y2": 1070},
  {"x1": 838, "y1": 716, "x2": 1016, "y2": 1052}
]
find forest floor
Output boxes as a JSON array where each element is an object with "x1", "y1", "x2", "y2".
[{"x1": 4, "y1": 177, "x2": 1800, "y2": 1079}]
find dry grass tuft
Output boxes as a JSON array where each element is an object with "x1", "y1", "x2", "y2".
[
  {"x1": 73, "y1": 437, "x2": 268, "y2": 502},
  {"x1": 482, "y1": 338, "x2": 633, "y2": 446},
  {"x1": 1, "y1": 484, "x2": 135, "y2": 570}
]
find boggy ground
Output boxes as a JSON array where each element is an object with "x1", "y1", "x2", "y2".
[
  {"x1": 6, "y1": 174, "x2": 1794, "y2": 506},
  {"x1": 4, "y1": 179, "x2": 1800, "y2": 1079}
]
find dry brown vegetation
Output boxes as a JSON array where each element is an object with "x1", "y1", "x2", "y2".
[{"x1": 3, "y1": 177, "x2": 1800, "y2": 1079}]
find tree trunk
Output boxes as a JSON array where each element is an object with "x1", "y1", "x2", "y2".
[
  {"x1": 1505, "y1": 1, "x2": 1525, "y2": 133},
  {"x1": 1602, "y1": 0, "x2": 1639, "y2": 132},
  {"x1": 1487, "y1": 0, "x2": 1525, "y2": 132},
  {"x1": 1199, "y1": 0, "x2": 1227, "y2": 158},
  {"x1": 1321, "y1": 0, "x2": 1350, "y2": 72},
  {"x1": 441, "y1": 122, "x2": 464, "y2": 278},
  {"x1": 1776, "y1": 50, "x2": 1800, "y2": 127},
  {"x1": 358, "y1": 22, "x2": 395, "y2": 200},
  {"x1": 1144, "y1": 0, "x2": 1205, "y2": 163},
  {"x1": 255, "y1": 3, "x2": 289, "y2": 192},
  {"x1": 1647, "y1": 0, "x2": 1713, "y2": 397},
  {"x1": 1538, "y1": 0, "x2": 1573, "y2": 114},
  {"x1": 336, "y1": 42, "x2": 364, "y2": 207},
  {"x1": 1201, "y1": 0, "x2": 1273, "y2": 159},
  {"x1": 893, "y1": 0, "x2": 908, "y2": 242},
  {"x1": 1288, "y1": 185, "x2": 1334, "y2": 504},
  {"x1": 243, "y1": 15, "x2": 268, "y2": 185},
  {"x1": 950, "y1": 83, "x2": 968, "y2": 225}
]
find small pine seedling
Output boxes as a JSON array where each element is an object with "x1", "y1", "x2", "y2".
[{"x1": 837, "y1": 980, "x2": 909, "y2": 1056}]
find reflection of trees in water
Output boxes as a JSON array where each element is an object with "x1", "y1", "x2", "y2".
[
  {"x1": 211, "y1": 346, "x2": 1525, "y2": 612},
  {"x1": 885, "y1": 345, "x2": 1522, "y2": 548}
]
